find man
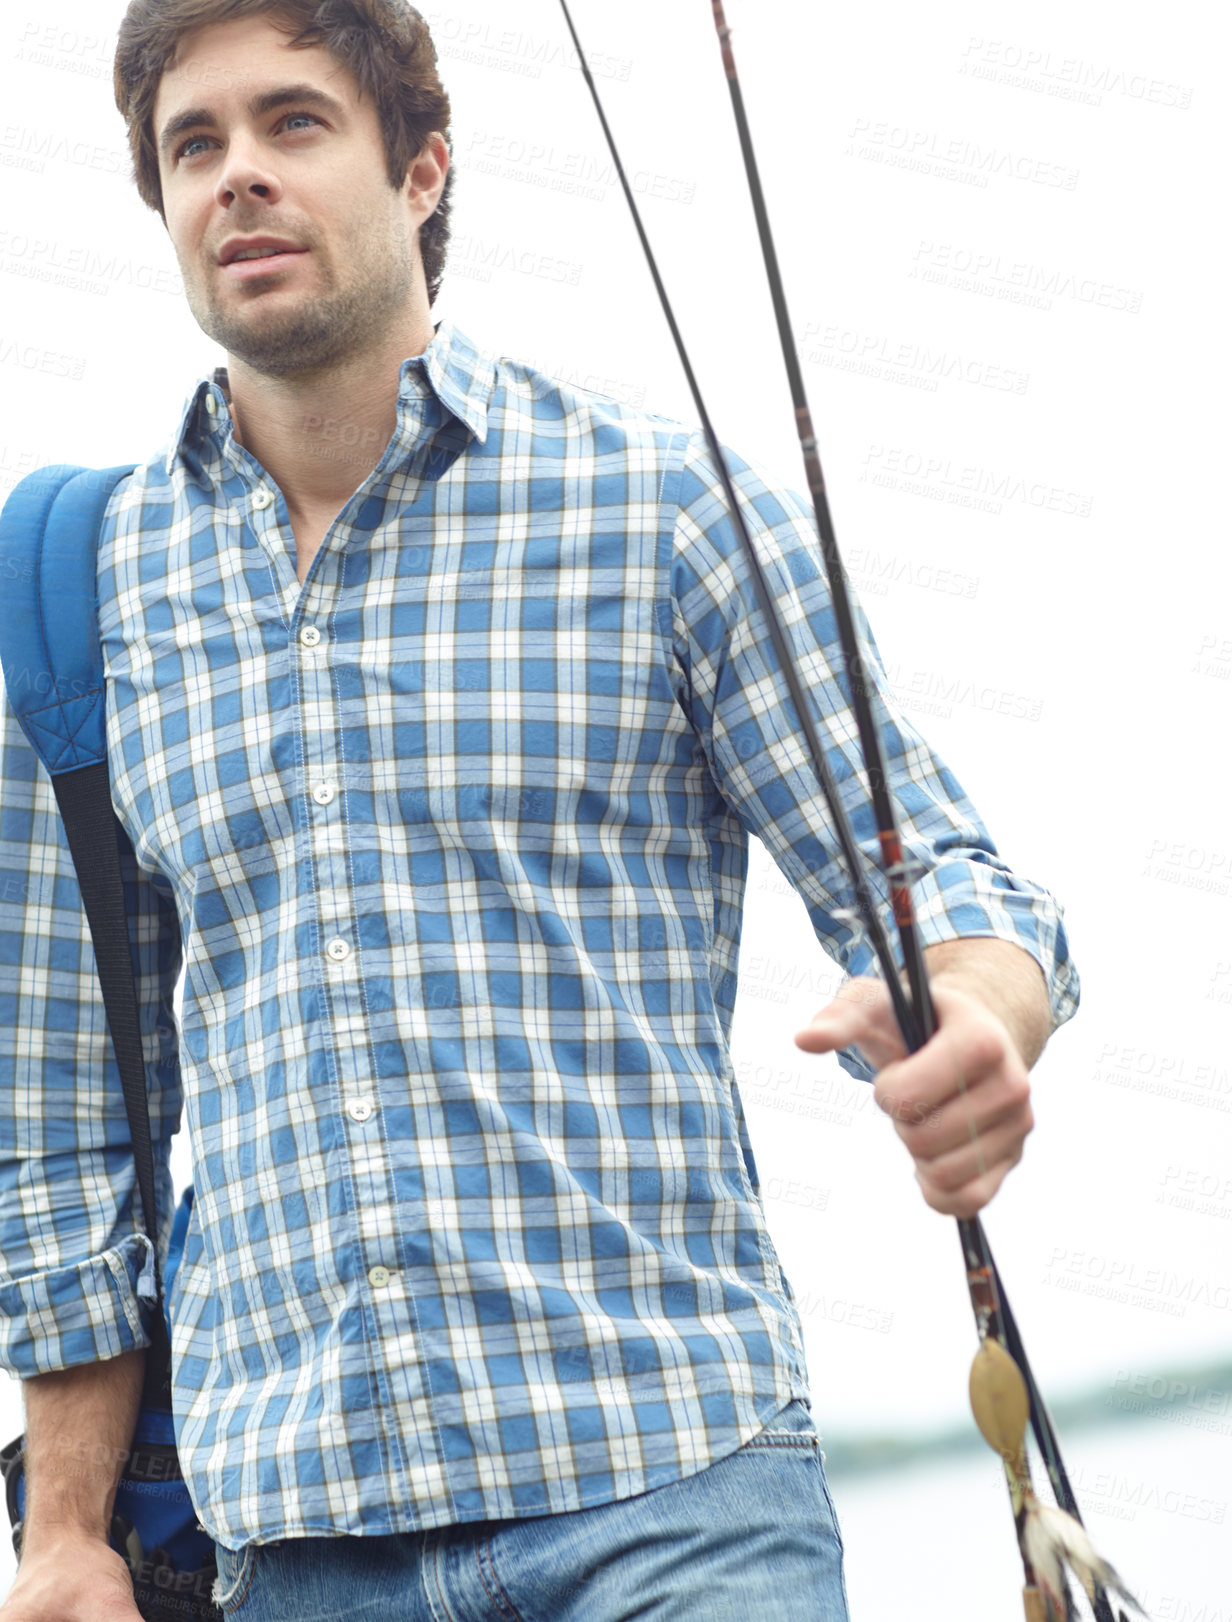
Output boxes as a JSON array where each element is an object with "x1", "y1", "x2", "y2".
[{"x1": 0, "y1": 2, "x2": 1077, "y2": 1618}]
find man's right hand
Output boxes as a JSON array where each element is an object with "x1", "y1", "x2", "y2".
[
  {"x1": 8, "y1": 1346, "x2": 149, "y2": 1618},
  {"x1": 0, "y1": 1531, "x2": 143, "y2": 1619}
]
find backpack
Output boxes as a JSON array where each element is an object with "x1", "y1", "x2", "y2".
[{"x1": 0, "y1": 465, "x2": 222, "y2": 1618}]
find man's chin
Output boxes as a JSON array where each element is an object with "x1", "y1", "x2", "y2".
[{"x1": 202, "y1": 310, "x2": 346, "y2": 376}]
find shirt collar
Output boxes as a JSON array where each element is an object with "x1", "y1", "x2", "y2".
[{"x1": 164, "y1": 317, "x2": 496, "y2": 479}]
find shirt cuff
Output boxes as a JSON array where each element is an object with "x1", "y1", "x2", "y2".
[
  {"x1": 833, "y1": 858, "x2": 1080, "y2": 1081},
  {"x1": 0, "y1": 1231, "x2": 157, "y2": 1378}
]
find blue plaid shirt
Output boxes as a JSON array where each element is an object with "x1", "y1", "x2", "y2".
[{"x1": 0, "y1": 321, "x2": 1077, "y2": 1553}]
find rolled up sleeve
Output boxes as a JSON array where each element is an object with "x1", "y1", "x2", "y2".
[
  {"x1": 0, "y1": 672, "x2": 183, "y2": 1377},
  {"x1": 669, "y1": 432, "x2": 1079, "y2": 1079}
]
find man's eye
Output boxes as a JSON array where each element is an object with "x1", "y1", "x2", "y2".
[{"x1": 175, "y1": 114, "x2": 321, "y2": 162}]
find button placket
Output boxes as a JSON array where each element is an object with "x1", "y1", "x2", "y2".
[{"x1": 295, "y1": 594, "x2": 392, "y2": 1317}]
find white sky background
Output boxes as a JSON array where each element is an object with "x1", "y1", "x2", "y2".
[{"x1": 0, "y1": 0, "x2": 1228, "y2": 1612}]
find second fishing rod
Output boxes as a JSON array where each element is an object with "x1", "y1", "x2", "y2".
[{"x1": 553, "y1": 2, "x2": 1121, "y2": 1618}]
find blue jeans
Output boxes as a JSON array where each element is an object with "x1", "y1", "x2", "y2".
[{"x1": 212, "y1": 1397, "x2": 850, "y2": 1620}]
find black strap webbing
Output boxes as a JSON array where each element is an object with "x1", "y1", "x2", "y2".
[{"x1": 51, "y1": 762, "x2": 173, "y2": 1409}]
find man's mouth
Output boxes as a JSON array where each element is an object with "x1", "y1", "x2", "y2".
[
  {"x1": 221, "y1": 248, "x2": 309, "y2": 281},
  {"x1": 218, "y1": 238, "x2": 310, "y2": 280}
]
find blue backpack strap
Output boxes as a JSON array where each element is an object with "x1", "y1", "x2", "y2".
[
  {"x1": 0, "y1": 459, "x2": 177, "y2": 1392},
  {"x1": 0, "y1": 463, "x2": 137, "y2": 774},
  {"x1": 0, "y1": 463, "x2": 214, "y2": 1589}
]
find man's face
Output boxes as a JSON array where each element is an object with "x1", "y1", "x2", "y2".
[{"x1": 153, "y1": 14, "x2": 446, "y2": 377}]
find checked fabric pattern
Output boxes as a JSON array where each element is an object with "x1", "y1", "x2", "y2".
[{"x1": 0, "y1": 320, "x2": 1078, "y2": 1554}]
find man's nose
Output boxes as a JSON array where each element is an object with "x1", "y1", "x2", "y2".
[{"x1": 215, "y1": 141, "x2": 283, "y2": 207}]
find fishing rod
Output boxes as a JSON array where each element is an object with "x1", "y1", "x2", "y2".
[{"x1": 552, "y1": 1, "x2": 1148, "y2": 1616}]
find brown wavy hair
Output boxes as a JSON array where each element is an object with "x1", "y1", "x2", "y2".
[{"x1": 114, "y1": 0, "x2": 453, "y2": 304}]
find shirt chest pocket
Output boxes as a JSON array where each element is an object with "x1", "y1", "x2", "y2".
[{"x1": 331, "y1": 566, "x2": 655, "y2": 787}]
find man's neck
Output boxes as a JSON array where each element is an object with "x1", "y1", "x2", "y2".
[{"x1": 224, "y1": 317, "x2": 437, "y2": 522}]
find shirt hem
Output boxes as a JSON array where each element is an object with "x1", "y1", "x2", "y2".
[{"x1": 201, "y1": 1374, "x2": 813, "y2": 1556}]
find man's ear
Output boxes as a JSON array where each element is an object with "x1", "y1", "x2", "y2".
[{"x1": 405, "y1": 131, "x2": 450, "y2": 221}]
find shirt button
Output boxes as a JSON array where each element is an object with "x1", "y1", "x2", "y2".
[
  {"x1": 368, "y1": 1266, "x2": 392, "y2": 1288},
  {"x1": 300, "y1": 626, "x2": 323, "y2": 648},
  {"x1": 252, "y1": 488, "x2": 274, "y2": 510},
  {"x1": 326, "y1": 937, "x2": 351, "y2": 963},
  {"x1": 313, "y1": 782, "x2": 338, "y2": 806},
  {"x1": 347, "y1": 1099, "x2": 375, "y2": 1123}
]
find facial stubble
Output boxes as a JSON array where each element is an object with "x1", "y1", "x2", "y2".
[{"x1": 185, "y1": 221, "x2": 418, "y2": 378}]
